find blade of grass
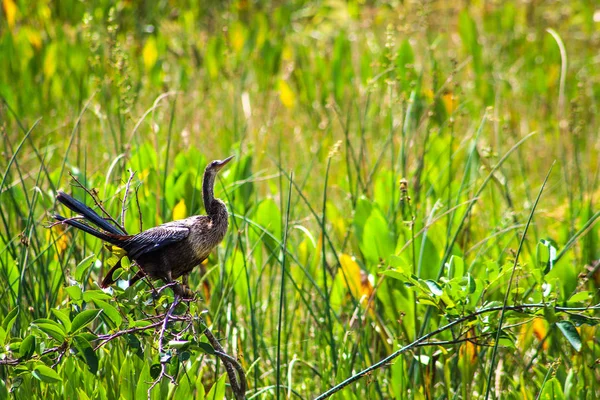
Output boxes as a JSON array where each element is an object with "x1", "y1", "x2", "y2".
[
  {"x1": 276, "y1": 172, "x2": 293, "y2": 400},
  {"x1": 484, "y1": 161, "x2": 555, "y2": 399}
]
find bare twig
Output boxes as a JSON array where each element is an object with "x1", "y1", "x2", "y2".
[
  {"x1": 135, "y1": 185, "x2": 143, "y2": 232},
  {"x1": 47, "y1": 215, "x2": 86, "y2": 229},
  {"x1": 121, "y1": 169, "x2": 136, "y2": 227},
  {"x1": 202, "y1": 319, "x2": 247, "y2": 400},
  {"x1": 148, "y1": 296, "x2": 180, "y2": 398},
  {"x1": 68, "y1": 172, "x2": 127, "y2": 234}
]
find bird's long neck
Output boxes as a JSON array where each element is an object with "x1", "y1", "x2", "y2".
[{"x1": 203, "y1": 170, "x2": 226, "y2": 220}]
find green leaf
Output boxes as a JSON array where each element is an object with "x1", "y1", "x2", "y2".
[
  {"x1": 82, "y1": 290, "x2": 112, "y2": 302},
  {"x1": 254, "y1": 198, "x2": 282, "y2": 253},
  {"x1": 0, "y1": 326, "x2": 6, "y2": 346},
  {"x1": 168, "y1": 340, "x2": 190, "y2": 350},
  {"x1": 19, "y1": 335, "x2": 36, "y2": 359},
  {"x1": 32, "y1": 365, "x2": 62, "y2": 383},
  {"x1": 31, "y1": 319, "x2": 66, "y2": 342},
  {"x1": 360, "y1": 207, "x2": 394, "y2": 267},
  {"x1": 567, "y1": 291, "x2": 590, "y2": 304},
  {"x1": 72, "y1": 335, "x2": 98, "y2": 374},
  {"x1": 379, "y1": 269, "x2": 407, "y2": 281},
  {"x1": 556, "y1": 320, "x2": 582, "y2": 352},
  {"x1": 51, "y1": 309, "x2": 72, "y2": 332},
  {"x1": 539, "y1": 377, "x2": 565, "y2": 400},
  {"x1": 150, "y1": 363, "x2": 162, "y2": 379},
  {"x1": 196, "y1": 342, "x2": 215, "y2": 355},
  {"x1": 448, "y1": 255, "x2": 464, "y2": 279},
  {"x1": 66, "y1": 285, "x2": 83, "y2": 301},
  {"x1": 2, "y1": 307, "x2": 19, "y2": 332},
  {"x1": 205, "y1": 373, "x2": 226, "y2": 400},
  {"x1": 135, "y1": 363, "x2": 152, "y2": 399},
  {"x1": 70, "y1": 309, "x2": 103, "y2": 334},
  {"x1": 569, "y1": 314, "x2": 598, "y2": 327},
  {"x1": 424, "y1": 280, "x2": 443, "y2": 296},
  {"x1": 92, "y1": 299, "x2": 123, "y2": 328},
  {"x1": 537, "y1": 239, "x2": 558, "y2": 274},
  {"x1": 74, "y1": 254, "x2": 96, "y2": 282}
]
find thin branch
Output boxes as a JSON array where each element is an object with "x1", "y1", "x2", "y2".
[
  {"x1": 148, "y1": 296, "x2": 180, "y2": 398},
  {"x1": 68, "y1": 172, "x2": 127, "y2": 234},
  {"x1": 313, "y1": 302, "x2": 600, "y2": 399},
  {"x1": 202, "y1": 318, "x2": 247, "y2": 400},
  {"x1": 121, "y1": 169, "x2": 136, "y2": 227},
  {"x1": 135, "y1": 185, "x2": 143, "y2": 232}
]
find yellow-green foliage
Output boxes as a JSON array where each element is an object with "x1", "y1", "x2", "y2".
[{"x1": 1, "y1": 1, "x2": 599, "y2": 399}]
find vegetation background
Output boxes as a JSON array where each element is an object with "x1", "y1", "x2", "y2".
[{"x1": 1, "y1": 0, "x2": 599, "y2": 398}]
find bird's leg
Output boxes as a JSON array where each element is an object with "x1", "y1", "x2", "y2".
[
  {"x1": 180, "y1": 275, "x2": 195, "y2": 301},
  {"x1": 155, "y1": 270, "x2": 181, "y2": 297}
]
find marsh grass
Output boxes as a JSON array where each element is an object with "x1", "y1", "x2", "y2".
[{"x1": 1, "y1": 1, "x2": 600, "y2": 399}]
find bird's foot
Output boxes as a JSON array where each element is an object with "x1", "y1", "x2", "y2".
[
  {"x1": 176, "y1": 284, "x2": 196, "y2": 302},
  {"x1": 154, "y1": 281, "x2": 196, "y2": 302}
]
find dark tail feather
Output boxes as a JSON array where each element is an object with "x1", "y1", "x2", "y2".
[
  {"x1": 53, "y1": 214, "x2": 115, "y2": 242},
  {"x1": 56, "y1": 191, "x2": 125, "y2": 235}
]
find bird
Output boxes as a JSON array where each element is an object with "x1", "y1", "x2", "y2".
[{"x1": 53, "y1": 156, "x2": 234, "y2": 294}]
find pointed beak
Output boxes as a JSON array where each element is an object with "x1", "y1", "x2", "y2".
[{"x1": 214, "y1": 155, "x2": 234, "y2": 170}]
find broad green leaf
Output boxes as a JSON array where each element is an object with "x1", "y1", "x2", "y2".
[
  {"x1": 224, "y1": 249, "x2": 250, "y2": 306},
  {"x1": 32, "y1": 365, "x2": 62, "y2": 383},
  {"x1": 135, "y1": 363, "x2": 153, "y2": 400},
  {"x1": 33, "y1": 323, "x2": 66, "y2": 342},
  {"x1": 353, "y1": 196, "x2": 372, "y2": 244},
  {"x1": 92, "y1": 299, "x2": 122, "y2": 328},
  {"x1": 51, "y1": 309, "x2": 72, "y2": 332},
  {"x1": 205, "y1": 373, "x2": 226, "y2": 400},
  {"x1": 74, "y1": 254, "x2": 96, "y2": 282},
  {"x1": 72, "y1": 335, "x2": 98, "y2": 374},
  {"x1": 361, "y1": 207, "x2": 394, "y2": 268},
  {"x1": 448, "y1": 255, "x2": 464, "y2": 279},
  {"x1": 66, "y1": 285, "x2": 83, "y2": 301},
  {"x1": 196, "y1": 342, "x2": 215, "y2": 355},
  {"x1": 556, "y1": 320, "x2": 582, "y2": 352},
  {"x1": 424, "y1": 280, "x2": 443, "y2": 296},
  {"x1": 2, "y1": 307, "x2": 19, "y2": 332},
  {"x1": 32, "y1": 319, "x2": 66, "y2": 342},
  {"x1": 19, "y1": 335, "x2": 36, "y2": 359},
  {"x1": 168, "y1": 340, "x2": 190, "y2": 350},
  {"x1": 539, "y1": 377, "x2": 565, "y2": 400},
  {"x1": 77, "y1": 389, "x2": 92, "y2": 400},
  {"x1": 254, "y1": 198, "x2": 282, "y2": 254},
  {"x1": 70, "y1": 309, "x2": 102, "y2": 334},
  {"x1": 567, "y1": 291, "x2": 589, "y2": 304},
  {"x1": 82, "y1": 290, "x2": 112, "y2": 302},
  {"x1": 175, "y1": 361, "x2": 206, "y2": 399},
  {"x1": 380, "y1": 269, "x2": 407, "y2": 281}
]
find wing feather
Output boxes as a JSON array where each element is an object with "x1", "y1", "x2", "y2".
[{"x1": 123, "y1": 221, "x2": 190, "y2": 259}]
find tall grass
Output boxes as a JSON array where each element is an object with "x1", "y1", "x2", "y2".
[{"x1": 1, "y1": 1, "x2": 599, "y2": 399}]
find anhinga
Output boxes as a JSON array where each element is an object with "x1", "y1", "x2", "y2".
[{"x1": 53, "y1": 156, "x2": 234, "y2": 293}]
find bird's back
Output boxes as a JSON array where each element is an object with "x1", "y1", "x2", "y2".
[{"x1": 128, "y1": 212, "x2": 228, "y2": 281}]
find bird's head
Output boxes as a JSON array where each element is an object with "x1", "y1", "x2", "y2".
[{"x1": 206, "y1": 155, "x2": 235, "y2": 173}]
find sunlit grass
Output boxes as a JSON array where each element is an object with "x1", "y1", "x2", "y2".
[{"x1": 1, "y1": 1, "x2": 599, "y2": 399}]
